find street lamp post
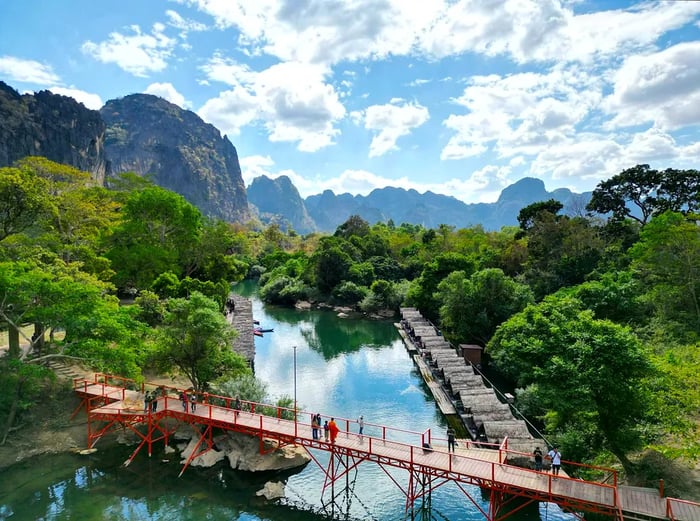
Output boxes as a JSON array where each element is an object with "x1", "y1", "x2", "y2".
[{"x1": 293, "y1": 345, "x2": 297, "y2": 437}]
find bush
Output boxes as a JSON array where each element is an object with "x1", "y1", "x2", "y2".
[{"x1": 332, "y1": 281, "x2": 368, "y2": 306}]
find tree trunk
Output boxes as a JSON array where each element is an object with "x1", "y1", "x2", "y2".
[
  {"x1": 33, "y1": 323, "x2": 45, "y2": 358},
  {"x1": 1, "y1": 377, "x2": 24, "y2": 445},
  {"x1": 7, "y1": 324, "x2": 20, "y2": 359},
  {"x1": 610, "y1": 445, "x2": 635, "y2": 477}
]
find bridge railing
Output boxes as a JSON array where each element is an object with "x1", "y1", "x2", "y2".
[
  {"x1": 497, "y1": 437, "x2": 618, "y2": 486},
  {"x1": 666, "y1": 497, "x2": 700, "y2": 521},
  {"x1": 77, "y1": 377, "x2": 624, "y2": 510}
]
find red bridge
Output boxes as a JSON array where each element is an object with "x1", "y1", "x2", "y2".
[{"x1": 73, "y1": 374, "x2": 700, "y2": 521}]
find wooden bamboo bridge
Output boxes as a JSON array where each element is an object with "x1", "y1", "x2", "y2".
[{"x1": 72, "y1": 374, "x2": 700, "y2": 521}]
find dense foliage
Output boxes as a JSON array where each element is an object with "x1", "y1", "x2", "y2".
[{"x1": 1, "y1": 158, "x2": 698, "y2": 491}]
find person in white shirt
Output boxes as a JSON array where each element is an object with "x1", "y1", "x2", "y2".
[{"x1": 547, "y1": 446, "x2": 562, "y2": 477}]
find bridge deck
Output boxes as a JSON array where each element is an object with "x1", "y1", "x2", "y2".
[{"x1": 74, "y1": 377, "x2": 700, "y2": 521}]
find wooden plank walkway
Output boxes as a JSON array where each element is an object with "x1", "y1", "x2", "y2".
[
  {"x1": 74, "y1": 379, "x2": 700, "y2": 521},
  {"x1": 226, "y1": 294, "x2": 255, "y2": 365},
  {"x1": 396, "y1": 325, "x2": 455, "y2": 414}
]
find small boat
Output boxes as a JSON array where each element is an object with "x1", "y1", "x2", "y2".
[
  {"x1": 257, "y1": 328, "x2": 274, "y2": 333},
  {"x1": 253, "y1": 329, "x2": 263, "y2": 337}
]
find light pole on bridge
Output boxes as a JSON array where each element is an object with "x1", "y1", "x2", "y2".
[{"x1": 293, "y1": 345, "x2": 297, "y2": 437}]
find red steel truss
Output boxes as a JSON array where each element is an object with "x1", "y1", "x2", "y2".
[{"x1": 73, "y1": 374, "x2": 699, "y2": 521}]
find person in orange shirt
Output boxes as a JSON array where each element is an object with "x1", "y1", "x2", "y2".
[{"x1": 328, "y1": 418, "x2": 339, "y2": 443}]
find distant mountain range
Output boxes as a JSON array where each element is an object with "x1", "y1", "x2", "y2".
[
  {"x1": 249, "y1": 175, "x2": 592, "y2": 233},
  {"x1": 0, "y1": 80, "x2": 591, "y2": 233}
]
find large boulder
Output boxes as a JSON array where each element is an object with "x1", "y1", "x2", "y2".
[
  {"x1": 214, "y1": 433, "x2": 311, "y2": 472},
  {"x1": 179, "y1": 437, "x2": 225, "y2": 468}
]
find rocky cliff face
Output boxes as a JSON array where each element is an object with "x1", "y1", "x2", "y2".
[
  {"x1": 0, "y1": 81, "x2": 107, "y2": 181},
  {"x1": 247, "y1": 175, "x2": 316, "y2": 234},
  {"x1": 101, "y1": 94, "x2": 249, "y2": 223}
]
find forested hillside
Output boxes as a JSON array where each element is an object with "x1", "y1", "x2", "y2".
[{"x1": 0, "y1": 158, "x2": 698, "y2": 497}]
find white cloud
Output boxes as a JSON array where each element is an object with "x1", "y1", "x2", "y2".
[
  {"x1": 0, "y1": 56, "x2": 60, "y2": 85},
  {"x1": 240, "y1": 154, "x2": 276, "y2": 185},
  {"x1": 604, "y1": 41, "x2": 700, "y2": 130},
  {"x1": 81, "y1": 24, "x2": 176, "y2": 77},
  {"x1": 48, "y1": 87, "x2": 103, "y2": 110},
  {"x1": 199, "y1": 58, "x2": 346, "y2": 150},
  {"x1": 441, "y1": 68, "x2": 602, "y2": 160},
  {"x1": 185, "y1": 0, "x2": 420, "y2": 65},
  {"x1": 355, "y1": 100, "x2": 429, "y2": 157},
  {"x1": 144, "y1": 82, "x2": 189, "y2": 108},
  {"x1": 165, "y1": 9, "x2": 207, "y2": 33},
  {"x1": 186, "y1": 0, "x2": 700, "y2": 68}
]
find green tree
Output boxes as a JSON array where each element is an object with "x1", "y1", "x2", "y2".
[
  {"x1": 587, "y1": 165, "x2": 663, "y2": 225},
  {"x1": 313, "y1": 238, "x2": 353, "y2": 294},
  {"x1": 0, "y1": 166, "x2": 48, "y2": 242},
  {"x1": 437, "y1": 268, "x2": 533, "y2": 345},
  {"x1": 154, "y1": 291, "x2": 249, "y2": 391},
  {"x1": 405, "y1": 252, "x2": 475, "y2": 321},
  {"x1": 517, "y1": 199, "x2": 563, "y2": 232},
  {"x1": 488, "y1": 296, "x2": 652, "y2": 473},
  {"x1": 629, "y1": 212, "x2": 700, "y2": 330},
  {"x1": 107, "y1": 187, "x2": 202, "y2": 290},
  {"x1": 656, "y1": 168, "x2": 700, "y2": 214},
  {"x1": 335, "y1": 214, "x2": 370, "y2": 239}
]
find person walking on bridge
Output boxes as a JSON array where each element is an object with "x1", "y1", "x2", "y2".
[
  {"x1": 533, "y1": 446, "x2": 543, "y2": 471},
  {"x1": 328, "y1": 418, "x2": 339, "y2": 443},
  {"x1": 447, "y1": 427, "x2": 456, "y2": 453},
  {"x1": 547, "y1": 446, "x2": 562, "y2": 478}
]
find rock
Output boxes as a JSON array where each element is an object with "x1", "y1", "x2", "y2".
[
  {"x1": 164, "y1": 445, "x2": 176, "y2": 454},
  {"x1": 213, "y1": 433, "x2": 310, "y2": 472},
  {"x1": 180, "y1": 438, "x2": 225, "y2": 468},
  {"x1": 337, "y1": 312, "x2": 348, "y2": 318},
  {"x1": 295, "y1": 301, "x2": 312, "y2": 310},
  {"x1": 256, "y1": 481, "x2": 285, "y2": 500}
]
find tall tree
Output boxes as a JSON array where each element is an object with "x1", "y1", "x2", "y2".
[
  {"x1": 629, "y1": 211, "x2": 700, "y2": 330},
  {"x1": 154, "y1": 291, "x2": 248, "y2": 391},
  {"x1": 488, "y1": 296, "x2": 652, "y2": 474},
  {"x1": 517, "y1": 199, "x2": 563, "y2": 232},
  {"x1": 0, "y1": 166, "x2": 48, "y2": 242},
  {"x1": 587, "y1": 165, "x2": 663, "y2": 225},
  {"x1": 107, "y1": 186, "x2": 202, "y2": 290},
  {"x1": 437, "y1": 268, "x2": 533, "y2": 346},
  {"x1": 405, "y1": 252, "x2": 475, "y2": 321}
]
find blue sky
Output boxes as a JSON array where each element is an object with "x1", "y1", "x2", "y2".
[{"x1": 1, "y1": 0, "x2": 699, "y2": 203}]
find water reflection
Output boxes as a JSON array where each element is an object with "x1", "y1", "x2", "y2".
[{"x1": 0, "y1": 284, "x2": 573, "y2": 521}]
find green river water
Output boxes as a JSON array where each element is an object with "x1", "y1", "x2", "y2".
[{"x1": 0, "y1": 285, "x2": 572, "y2": 521}]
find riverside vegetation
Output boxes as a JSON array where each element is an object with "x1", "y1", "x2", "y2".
[{"x1": 0, "y1": 158, "x2": 698, "y2": 499}]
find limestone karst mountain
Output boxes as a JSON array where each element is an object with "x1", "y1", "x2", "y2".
[
  {"x1": 0, "y1": 79, "x2": 591, "y2": 233},
  {"x1": 247, "y1": 175, "x2": 316, "y2": 234},
  {"x1": 0, "y1": 81, "x2": 108, "y2": 182},
  {"x1": 101, "y1": 94, "x2": 250, "y2": 223}
]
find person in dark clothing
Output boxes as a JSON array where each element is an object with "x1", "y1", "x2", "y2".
[
  {"x1": 533, "y1": 446, "x2": 543, "y2": 471},
  {"x1": 447, "y1": 427, "x2": 456, "y2": 453}
]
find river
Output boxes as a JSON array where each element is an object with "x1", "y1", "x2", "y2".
[{"x1": 0, "y1": 286, "x2": 571, "y2": 521}]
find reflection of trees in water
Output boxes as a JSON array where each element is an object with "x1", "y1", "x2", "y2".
[
  {"x1": 12, "y1": 449, "x2": 331, "y2": 521},
  {"x1": 299, "y1": 313, "x2": 399, "y2": 360}
]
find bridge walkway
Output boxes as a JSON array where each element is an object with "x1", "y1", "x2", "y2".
[{"x1": 73, "y1": 375, "x2": 700, "y2": 521}]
